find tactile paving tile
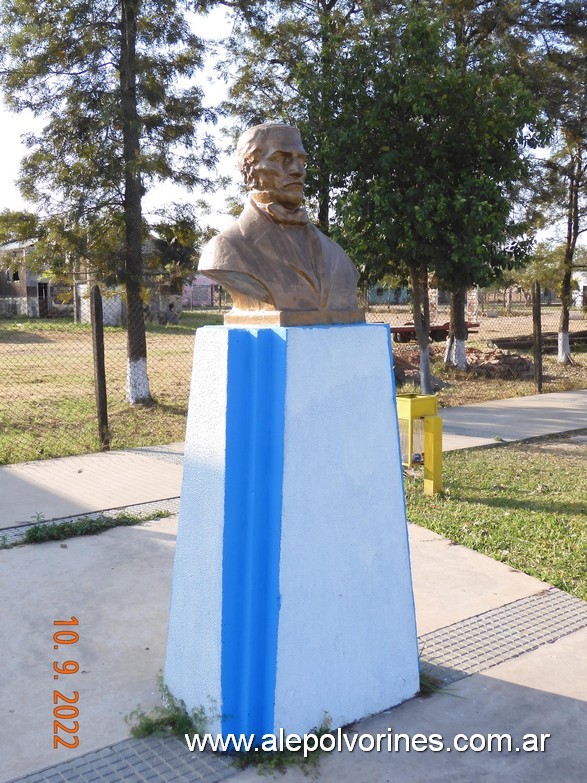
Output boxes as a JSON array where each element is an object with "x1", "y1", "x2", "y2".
[
  {"x1": 419, "y1": 587, "x2": 587, "y2": 685},
  {"x1": 8, "y1": 589, "x2": 587, "y2": 781},
  {"x1": 7, "y1": 736, "x2": 237, "y2": 783}
]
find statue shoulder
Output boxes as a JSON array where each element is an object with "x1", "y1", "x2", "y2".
[{"x1": 199, "y1": 215, "x2": 250, "y2": 272}]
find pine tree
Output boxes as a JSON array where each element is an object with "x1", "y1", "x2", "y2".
[{"x1": 0, "y1": 0, "x2": 218, "y2": 402}]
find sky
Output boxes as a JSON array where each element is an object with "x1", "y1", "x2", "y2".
[
  {"x1": 0, "y1": 7, "x2": 236, "y2": 229},
  {"x1": 0, "y1": 8, "x2": 573, "y2": 247}
]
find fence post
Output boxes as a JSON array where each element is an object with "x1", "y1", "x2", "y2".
[
  {"x1": 532, "y1": 281, "x2": 543, "y2": 393},
  {"x1": 91, "y1": 285, "x2": 110, "y2": 450}
]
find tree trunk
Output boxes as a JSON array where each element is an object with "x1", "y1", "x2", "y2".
[
  {"x1": 444, "y1": 287, "x2": 467, "y2": 369},
  {"x1": 532, "y1": 280, "x2": 543, "y2": 393},
  {"x1": 410, "y1": 263, "x2": 433, "y2": 394},
  {"x1": 315, "y1": 9, "x2": 333, "y2": 236},
  {"x1": 558, "y1": 265, "x2": 572, "y2": 364},
  {"x1": 317, "y1": 173, "x2": 330, "y2": 235},
  {"x1": 120, "y1": 0, "x2": 151, "y2": 403},
  {"x1": 558, "y1": 138, "x2": 583, "y2": 364}
]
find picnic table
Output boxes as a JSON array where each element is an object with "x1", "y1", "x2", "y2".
[{"x1": 390, "y1": 321, "x2": 480, "y2": 343}]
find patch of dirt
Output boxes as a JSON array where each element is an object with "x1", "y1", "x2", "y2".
[
  {"x1": 466, "y1": 348, "x2": 534, "y2": 379},
  {"x1": 393, "y1": 344, "x2": 535, "y2": 384},
  {"x1": 393, "y1": 348, "x2": 448, "y2": 390}
]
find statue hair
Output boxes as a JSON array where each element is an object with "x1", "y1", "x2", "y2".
[{"x1": 236, "y1": 123, "x2": 302, "y2": 187}]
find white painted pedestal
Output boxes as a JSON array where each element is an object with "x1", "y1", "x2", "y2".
[{"x1": 165, "y1": 323, "x2": 419, "y2": 740}]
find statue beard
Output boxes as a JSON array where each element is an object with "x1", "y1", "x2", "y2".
[
  {"x1": 252, "y1": 189, "x2": 304, "y2": 210},
  {"x1": 251, "y1": 190, "x2": 308, "y2": 226}
]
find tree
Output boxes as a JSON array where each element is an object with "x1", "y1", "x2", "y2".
[
  {"x1": 538, "y1": 78, "x2": 587, "y2": 363},
  {"x1": 504, "y1": 240, "x2": 587, "y2": 308},
  {"x1": 507, "y1": 1, "x2": 587, "y2": 364},
  {"x1": 223, "y1": 1, "x2": 546, "y2": 388},
  {"x1": 332, "y1": 3, "x2": 543, "y2": 386},
  {"x1": 147, "y1": 200, "x2": 216, "y2": 300},
  {"x1": 432, "y1": 1, "x2": 543, "y2": 369},
  {"x1": 0, "y1": 0, "x2": 218, "y2": 402},
  {"x1": 0, "y1": 209, "x2": 40, "y2": 245},
  {"x1": 221, "y1": 0, "x2": 363, "y2": 233}
]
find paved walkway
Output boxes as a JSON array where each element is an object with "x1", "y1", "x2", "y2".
[
  {"x1": 440, "y1": 389, "x2": 587, "y2": 451},
  {"x1": 0, "y1": 445, "x2": 184, "y2": 532},
  {"x1": 1, "y1": 390, "x2": 586, "y2": 782},
  {"x1": 1, "y1": 390, "x2": 585, "y2": 533}
]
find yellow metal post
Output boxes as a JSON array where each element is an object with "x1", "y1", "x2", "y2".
[
  {"x1": 396, "y1": 394, "x2": 438, "y2": 467},
  {"x1": 423, "y1": 415, "x2": 442, "y2": 495}
]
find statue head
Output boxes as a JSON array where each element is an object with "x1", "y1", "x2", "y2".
[{"x1": 236, "y1": 123, "x2": 307, "y2": 209}]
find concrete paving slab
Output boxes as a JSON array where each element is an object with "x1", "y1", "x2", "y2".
[
  {"x1": 0, "y1": 518, "x2": 176, "y2": 783},
  {"x1": 1, "y1": 390, "x2": 585, "y2": 531},
  {"x1": 231, "y1": 627, "x2": 587, "y2": 783},
  {"x1": 0, "y1": 451, "x2": 182, "y2": 529},
  {"x1": 1, "y1": 516, "x2": 561, "y2": 783},
  {"x1": 408, "y1": 525, "x2": 550, "y2": 635},
  {"x1": 440, "y1": 389, "x2": 587, "y2": 451}
]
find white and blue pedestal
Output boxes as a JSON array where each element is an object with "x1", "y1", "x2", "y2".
[{"x1": 164, "y1": 323, "x2": 419, "y2": 739}]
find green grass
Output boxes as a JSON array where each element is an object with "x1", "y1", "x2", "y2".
[
  {"x1": 0, "y1": 311, "x2": 222, "y2": 464},
  {"x1": 405, "y1": 433, "x2": 587, "y2": 600},
  {"x1": 1, "y1": 310, "x2": 586, "y2": 464},
  {"x1": 0, "y1": 311, "x2": 223, "y2": 336},
  {"x1": 127, "y1": 674, "x2": 329, "y2": 774},
  {"x1": 23, "y1": 510, "x2": 171, "y2": 544},
  {"x1": 127, "y1": 673, "x2": 210, "y2": 740}
]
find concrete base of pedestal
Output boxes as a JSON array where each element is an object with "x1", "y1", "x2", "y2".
[{"x1": 165, "y1": 323, "x2": 419, "y2": 740}]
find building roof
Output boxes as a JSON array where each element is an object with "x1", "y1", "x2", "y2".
[{"x1": 0, "y1": 239, "x2": 37, "y2": 253}]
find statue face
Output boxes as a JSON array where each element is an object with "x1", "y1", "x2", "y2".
[{"x1": 251, "y1": 128, "x2": 307, "y2": 208}]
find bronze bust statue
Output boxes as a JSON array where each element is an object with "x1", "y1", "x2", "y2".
[{"x1": 198, "y1": 123, "x2": 364, "y2": 326}]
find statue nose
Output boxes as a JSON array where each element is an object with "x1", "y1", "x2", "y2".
[{"x1": 289, "y1": 159, "x2": 305, "y2": 176}]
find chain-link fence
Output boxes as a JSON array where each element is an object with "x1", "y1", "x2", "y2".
[
  {"x1": 1, "y1": 283, "x2": 586, "y2": 465},
  {"x1": 363, "y1": 283, "x2": 587, "y2": 400},
  {"x1": 0, "y1": 288, "x2": 224, "y2": 465}
]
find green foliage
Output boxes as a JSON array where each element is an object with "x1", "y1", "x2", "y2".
[
  {"x1": 225, "y1": 1, "x2": 549, "y2": 389},
  {"x1": 223, "y1": 0, "x2": 364, "y2": 230},
  {"x1": 233, "y1": 715, "x2": 332, "y2": 774},
  {"x1": 0, "y1": 0, "x2": 216, "y2": 215},
  {"x1": 333, "y1": 3, "x2": 546, "y2": 291},
  {"x1": 503, "y1": 241, "x2": 568, "y2": 297},
  {"x1": 27, "y1": 212, "x2": 127, "y2": 285},
  {"x1": 126, "y1": 674, "x2": 210, "y2": 739},
  {"x1": 0, "y1": 210, "x2": 41, "y2": 245},
  {"x1": 529, "y1": 25, "x2": 587, "y2": 346},
  {"x1": 0, "y1": 0, "x2": 220, "y2": 397},
  {"x1": 23, "y1": 510, "x2": 171, "y2": 543},
  {"x1": 149, "y1": 201, "x2": 217, "y2": 287},
  {"x1": 418, "y1": 667, "x2": 444, "y2": 697},
  {"x1": 126, "y1": 676, "x2": 329, "y2": 774}
]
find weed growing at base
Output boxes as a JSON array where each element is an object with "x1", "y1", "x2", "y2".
[
  {"x1": 232, "y1": 717, "x2": 332, "y2": 775},
  {"x1": 23, "y1": 509, "x2": 171, "y2": 544},
  {"x1": 127, "y1": 674, "x2": 331, "y2": 775},
  {"x1": 127, "y1": 673, "x2": 209, "y2": 739},
  {"x1": 405, "y1": 431, "x2": 587, "y2": 601}
]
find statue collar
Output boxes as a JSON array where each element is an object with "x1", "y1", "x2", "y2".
[{"x1": 250, "y1": 195, "x2": 309, "y2": 226}]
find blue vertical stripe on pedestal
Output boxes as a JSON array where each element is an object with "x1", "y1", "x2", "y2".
[{"x1": 221, "y1": 328, "x2": 287, "y2": 741}]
